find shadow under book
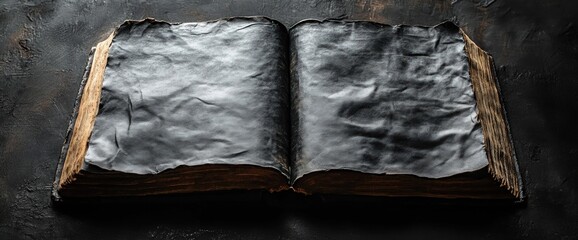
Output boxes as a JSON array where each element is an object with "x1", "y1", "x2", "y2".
[{"x1": 52, "y1": 17, "x2": 524, "y2": 203}]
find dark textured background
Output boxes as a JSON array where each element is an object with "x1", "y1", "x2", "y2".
[{"x1": 1, "y1": 0, "x2": 577, "y2": 239}]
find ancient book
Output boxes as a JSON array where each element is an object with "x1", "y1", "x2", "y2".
[{"x1": 52, "y1": 16, "x2": 523, "y2": 202}]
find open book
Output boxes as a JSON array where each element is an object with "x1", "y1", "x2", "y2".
[{"x1": 53, "y1": 16, "x2": 523, "y2": 202}]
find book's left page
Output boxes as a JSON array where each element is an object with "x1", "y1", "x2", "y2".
[{"x1": 55, "y1": 17, "x2": 291, "y2": 199}]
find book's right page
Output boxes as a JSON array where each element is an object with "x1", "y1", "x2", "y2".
[{"x1": 289, "y1": 20, "x2": 520, "y2": 199}]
